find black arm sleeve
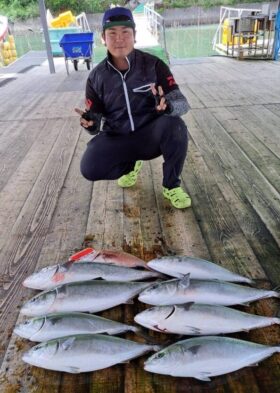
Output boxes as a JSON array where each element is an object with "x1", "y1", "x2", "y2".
[{"x1": 155, "y1": 60, "x2": 190, "y2": 116}]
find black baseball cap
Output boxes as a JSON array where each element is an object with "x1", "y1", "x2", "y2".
[{"x1": 102, "y1": 7, "x2": 136, "y2": 31}]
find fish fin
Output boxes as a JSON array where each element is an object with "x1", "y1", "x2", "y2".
[
  {"x1": 195, "y1": 373, "x2": 211, "y2": 382},
  {"x1": 52, "y1": 272, "x2": 66, "y2": 283},
  {"x1": 178, "y1": 273, "x2": 190, "y2": 289},
  {"x1": 61, "y1": 337, "x2": 76, "y2": 350},
  {"x1": 153, "y1": 324, "x2": 168, "y2": 333},
  {"x1": 188, "y1": 345, "x2": 201, "y2": 355},
  {"x1": 184, "y1": 326, "x2": 202, "y2": 335},
  {"x1": 68, "y1": 248, "x2": 95, "y2": 261},
  {"x1": 65, "y1": 366, "x2": 81, "y2": 373},
  {"x1": 181, "y1": 302, "x2": 195, "y2": 311}
]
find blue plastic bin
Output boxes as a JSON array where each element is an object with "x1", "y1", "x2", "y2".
[
  {"x1": 59, "y1": 32, "x2": 94, "y2": 59},
  {"x1": 59, "y1": 32, "x2": 94, "y2": 74}
]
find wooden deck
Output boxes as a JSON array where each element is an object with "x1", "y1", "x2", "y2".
[{"x1": 0, "y1": 53, "x2": 279, "y2": 392}]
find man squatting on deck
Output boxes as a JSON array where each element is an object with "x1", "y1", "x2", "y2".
[{"x1": 76, "y1": 7, "x2": 191, "y2": 209}]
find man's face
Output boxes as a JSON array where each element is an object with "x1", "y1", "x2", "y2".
[{"x1": 103, "y1": 25, "x2": 135, "y2": 59}]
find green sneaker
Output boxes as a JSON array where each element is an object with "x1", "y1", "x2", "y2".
[
  {"x1": 117, "y1": 161, "x2": 143, "y2": 188},
  {"x1": 163, "y1": 186, "x2": 191, "y2": 209}
]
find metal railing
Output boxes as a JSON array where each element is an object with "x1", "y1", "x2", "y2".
[
  {"x1": 212, "y1": 6, "x2": 262, "y2": 50},
  {"x1": 144, "y1": 4, "x2": 168, "y2": 58}
]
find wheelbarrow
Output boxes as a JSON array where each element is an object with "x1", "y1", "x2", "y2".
[{"x1": 59, "y1": 32, "x2": 94, "y2": 75}]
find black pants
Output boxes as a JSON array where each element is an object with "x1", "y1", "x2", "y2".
[{"x1": 80, "y1": 115, "x2": 188, "y2": 189}]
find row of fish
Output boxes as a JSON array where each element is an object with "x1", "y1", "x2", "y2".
[
  {"x1": 23, "y1": 254, "x2": 254, "y2": 291},
  {"x1": 20, "y1": 333, "x2": 280, "y2": 378},
  {"x1": 20, "y1": 275, "x2": 279, "y2": 316},
  {"x1": 17, "y1": 249, "x2": 279, "y2": 380},
  {"x1": 16, "y1": 301, "x2": 280, "y2": 341}
]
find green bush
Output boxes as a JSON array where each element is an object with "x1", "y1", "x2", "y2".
[{"x1": 0, "y1": 0, "x2": 266, "y2": 20}]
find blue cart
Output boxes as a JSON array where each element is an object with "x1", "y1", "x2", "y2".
[{"x1": 59, "y1": 32, "x2": 94, "y2": 75}]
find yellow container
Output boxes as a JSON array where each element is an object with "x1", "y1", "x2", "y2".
[
  {"x1": 222, "y1": 19, "x2": 232, "y2": 45},
  {"x1": 50, "y1": 11, "x2": 76, "y2": 28},
  {"x1": 222, "y1": 19, "x2": 244, "y2": 46}
]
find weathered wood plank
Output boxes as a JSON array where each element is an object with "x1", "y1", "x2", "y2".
[
  {"x1": 0, "y1": 118, "x2": 68, "y2": 252},
  {"x1": 227, "y1": 106, "x2": 280, "y2": 159},
  {"x1": 209, "y1": 107, "x2": 280, "y2": 193},
  {"x1": 0, "y1": 117, "x2": 80, "y2": 365},
  {"x1": 264, "y1": 103, "x2": 280, "y2": 118},
  {"x1": 139, "y1": 161, "x2": 164, "y2": 261},
  {"x1": 150, "y1": 156, "x2": 210, "y2": 259},
  {"x1": 0, "y1": 119, "x2": 47, "y2": 192},
  {"x1": 191, "y1": 108, "x2": 280, "y2": 248},
  {"x1": 0, "y1": 129, "x2": 93, "y2": 392},
  {"x1": 186, "y1": 111, "x2": 280, "y2": 284}
]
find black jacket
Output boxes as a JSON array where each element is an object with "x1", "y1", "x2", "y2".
[{"x1": 85, "y1": 49, "x2": 188, "y2": 135}]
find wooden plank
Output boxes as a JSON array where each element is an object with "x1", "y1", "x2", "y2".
[
  {"x1": 180, "y1": 83, "x2": 205, "y2": 109},
  {"x1": 0, "y1": 119, "x2": 47, "y2": 192},
  {"x1": 264, "y1": 104, "x2": 280, "y2": 118},
  {"x1": 209, "y1": 107, "x2": 280, "y2": 193},
  {"x1": 186, "y1": 111, "x2": 280, "y2": 284},
  {"x1": 0, "y1": 117, "x2": 80, "y2": 365},
  {"x1": 139, "y1": 161, "x2": 164, "y2": 261},
  {"x1": 0, "y1": 130, "x2": 93, "y2": 393},
  {"x1": 227, "y1": 105, "x2": 280, "y2": 159},
  {"x1": 150, "y1": 156, "x2": 210, "y2": 259},
  {"x1": 191, "y1": 108, "x2": 280, "y2": 248},
  {"x1": 0, "y1": 118, "x2": 66, "y2": 252}
]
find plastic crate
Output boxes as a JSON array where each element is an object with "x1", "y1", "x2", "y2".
[
  {"x1": 50, "y1": 11, "x2": 76, "y2": 28},
  {"x1": 59, "y1": 32, "x2": 94, "y2": 59}
]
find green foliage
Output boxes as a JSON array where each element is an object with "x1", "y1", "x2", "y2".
[
  {"x1": 0, "y1": 0, "x2": 39, "y2": 20},
  {"x1": 0, "y1": 0, "x2": 267, "y2": 20},
  {"x1": 45, "y1": 0, "x2": 113, "y2": 14}
]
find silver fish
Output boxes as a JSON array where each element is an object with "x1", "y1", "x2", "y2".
[
  {"x1": 138, "y1": 275, "x2": 279, "y2": 306},
  {"x1": 21, "y1": 281, "x2": 152, "y2": 316},
  {"x1": 23, "y1": 261, "x2": 160, "y2": 290},
  {"x1": 147, "y1": 256, "x2": 253, "y2": 283},
  {"x1": 135, "y1": 303, "x2": 280, "y2": 335},
  {"x1": 14, "y1": 312, "x2": 138, "y2": 341},
  {"x1": 23, "y1": 334, "x2": 160, "y2": 373},
  {"x1": 144, "y1": 336, "x2": 280, "y2": 380},
  {"x1": 70, "y1": 248, "x2": 149, "y2": 269}
]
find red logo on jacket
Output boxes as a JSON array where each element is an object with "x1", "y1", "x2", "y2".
[
  {"x1": 167, "y1": 76, "x2": 176, "y2": 87},
  {"x1": 85, "y1": 98, "x2": 93, "y2": 109}
]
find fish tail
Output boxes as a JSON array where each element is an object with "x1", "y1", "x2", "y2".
[
  {"x1": 244, "y1": 277, "x2": 254, "y2": 285},
  {"x1": 274, "y1": 345, "x2": 280, "y2": 353},
  {"x1": 152, "y1": 345, "x2": 162, "y2": 352}
]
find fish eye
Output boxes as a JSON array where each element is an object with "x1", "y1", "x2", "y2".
[{"x1": 156, "y1": 352, "x2": 165, "y2": 359}]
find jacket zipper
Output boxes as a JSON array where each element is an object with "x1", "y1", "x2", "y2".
[{"x1": 107, "y1": 58, "x2": 135, "y2": 131}]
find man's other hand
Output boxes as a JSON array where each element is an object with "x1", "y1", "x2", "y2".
[
  {"x1": 74, "y1": 108, "x2": 95, "y2": 129},
  {"x1": 151, "y1": 84, "x2": 167, "y2": 112}
]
